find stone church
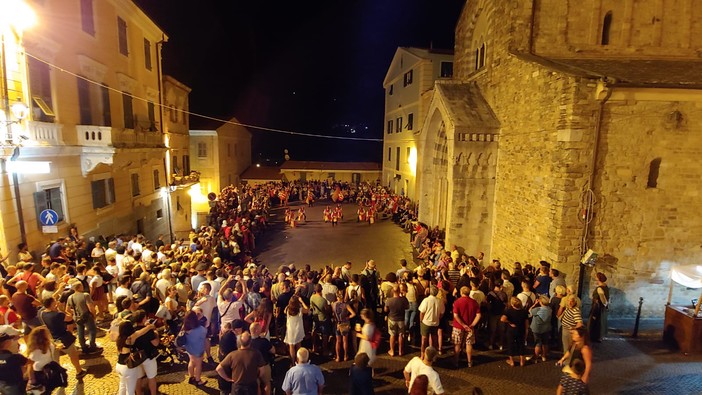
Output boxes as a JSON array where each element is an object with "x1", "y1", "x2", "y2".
[{"x1": 417, "y1": 0, "x2": 702, "y2": 317}]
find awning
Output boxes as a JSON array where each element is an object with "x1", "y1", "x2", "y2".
[{"x1": 671, "y1": 264, "x2": 702, "y2": 289}]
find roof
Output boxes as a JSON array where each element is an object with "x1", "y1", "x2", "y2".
[
  {"x1": 433, "y1": 82, "x2": 500, "y2": 132},
  {"x1": 383, "y1": 46, "x2": 454, "y2": 86},
  {"x1": 279, "y1": 161, "x2": 381, "y2": 171},
  {"x1": 240, "y1": 166, "x2": 281, "y2": 180}
]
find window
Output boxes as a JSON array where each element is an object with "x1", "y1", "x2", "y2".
[
  {"x1": 80, "y1": 0, "x2": 95, "y2": 36},
  {"x1": 406, "y1": 147, "x2": 411, "y2": 163},
  {"x1": 153, "y1": 169, "x2": 160, "y2": 190},
  {"x1": 396, "y1": 147, "x2": 400, "y2": 171},
  {"x1": 77, "y1": 78, "x2": 111, "y2": 126},
  {"x1": 388, "y1": 84, "x2": 393, "y2": 96},
  {"x1": 28, "y1": 57, "x2": 54, "y2": 122},
  {"x1": 183, "y1": 155, "x2": 190, "y2": 173},
  {"x1": 602, "y1": 11, "x2": 613, "y2": 45},
  {"x1": 34, "y1": 186, "x2": 65, "y2": 226},
  {"x1": 647, "y1": 158, "x2": 662, "y2": 188},
  {"x1": 172, "y1": 155, "x2": 179, "y2": 174},
  {"x1": 440, "y1": 61, "x2": 453, "y2": 78},
  {"x1": 147, "y1": 102, "x2": 155, "y2": 130},
  {"x1": 407, "y1": 113, "x2": 414, "y2": 130},
  {"x1": 169, "y1": 105, "x2": 178, "y2": 123},
  {"x1": 475, "y1": 43, "x2": 486, "y2": 70},
  {"x1": 388, "y1": 147, "x2": 392, "y2": 162},
  {"x1": 396, "y1": 117, "x2": 403, "y2": 133},
  {"x1": 156, "y1": 209, "x2": 163, "y2": 219},
  {"x1": 122, "y1": 93, "x2": 134, "y2": 129},
  {"x1": 144, "y1": 39, "x2": 152, "y2": 70},
  {"x1": 91, "y1": 178, "x2": 115, "y2": 209},
  {"x1": 403, "y1": 70, "x2": 413, "y2": 87},
  {"x1": 197, "y1": 142, "x2": 207, "y2": 158},
  {"x1": 117, "y1": 17, "x2": 128, "y2": 56},
  {"x1": 131, "y1": 173, "x2": 140, "y2": 197},
  {"x1": 387, "y1": 119, "x2": 393, "y2": 134}
]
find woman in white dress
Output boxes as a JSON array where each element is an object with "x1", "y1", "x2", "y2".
[
  {"x1": 284, "y1": 295, "x2": 309, "y2": 362},
  {"x1": 355, "y1": 308, "x2": 377, "y2": 366}
]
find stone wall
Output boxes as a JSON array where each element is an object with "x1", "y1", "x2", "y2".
[
  {"x1": 588, "y1": 96, "x2": 702, "y2": 316},
  {"x1": 448, "y1": 0, "x2": 702, "y2": 317}
]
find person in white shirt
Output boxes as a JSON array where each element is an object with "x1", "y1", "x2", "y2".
[
  {"x1": 114, "y1": 277, "x2": 133, "y2": 300},
  {"x1": 418, "y1": 286, "x2": 444, "y2": 359},
  {"x1": 155, "y1": 269, "x2": 174, "y2": 301},
  {"x1": 218, "y1": 277, "x2": 247, "y2": 330},
  {"x1": 403, "y1": 346, "x2": 444, "y2": 394}
]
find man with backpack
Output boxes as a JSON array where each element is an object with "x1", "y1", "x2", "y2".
[{"x1": 361, "y1": 260, "x2": 380, "y2": 312}]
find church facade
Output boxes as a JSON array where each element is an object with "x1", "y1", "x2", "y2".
[{"x1": 417, "y1": 0, "x2": 702, "y2": 316}]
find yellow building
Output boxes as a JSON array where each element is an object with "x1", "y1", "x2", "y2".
[
  {"x1": 189, "y1": 118, "x2": 251, "y2": 228},
  {"x1": 382, "y1": 47, "x2": 453, "y2": 200},
  {"x1": 0, "y1": 0, "x2": 168, "y2": 261},
  {"x1": 280, "y1": 161, "x2": 380, "y2": 184},
  {"x1": 163, "y1": 75, "x2": 198, "y2": 240}
]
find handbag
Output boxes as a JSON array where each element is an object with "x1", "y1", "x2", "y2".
[{"x1": 126, "y1": 345, "x2": 146, "y2": 368}]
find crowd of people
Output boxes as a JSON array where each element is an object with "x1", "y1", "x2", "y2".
[{"x1": 0, "y1": 179, "x2": 604, "y2": 395}]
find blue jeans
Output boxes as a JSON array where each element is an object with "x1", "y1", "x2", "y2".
[
  {"x1": 77, "y1": 314, "x2": 97, "y2": 351},
  {"x1": 405, "y1": 302, "x2": 418, "y2": 330}
]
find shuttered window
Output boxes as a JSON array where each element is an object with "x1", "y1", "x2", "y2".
[{"x1": 91, "y1": 178, "x2": 115, "y2": 209}]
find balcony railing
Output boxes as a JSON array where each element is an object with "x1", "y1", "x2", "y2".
[
  {"x1": 112, "y1": 127, "x2": 164, "y2": 147},
  {"x1": 27, "y1": 121, "x2": 64, "y2": 145},
  {"x1": 76, "y1": 125, "x2": 113, "y2": 147},
  {"x1": 171, "y1": 170, "x2": 200, "y2": 186}
]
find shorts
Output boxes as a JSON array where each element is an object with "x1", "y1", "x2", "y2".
[
  {"x1": 533, "y1": 331, "x2": 551, "y2": 346},
  {"x1": 420, "y1": 322, "x2": 438, "y2": 337},
  {"x1": 387, "y1": 319, "x2": 406, "y2": 336},
  {"x1": 142, "y1": 357, "x2": 158, "y2": 379},
  {"x1": 451, "y1": 327, "x2": 475, "y2": 346},
  {"x1": 23, "y1": 317, "x2": 42, "y2": 335},
  {"x1": 58, "y1": 343, "x2": 77, "y2": 355},
  {"x1": 336, "y1": 322, "x2": 351, "y2": 336},
  {"x1": 312, "y1": 318, "x2": 331, "y2": 336}
]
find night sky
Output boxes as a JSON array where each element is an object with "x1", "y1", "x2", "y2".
[{"x1": 133, "y1": 0, "x2": 464, "y2": 163}]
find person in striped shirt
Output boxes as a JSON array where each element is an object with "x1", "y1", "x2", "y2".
[{"x1": 559, "y1": 295, "x2": 583, "y2": 355}]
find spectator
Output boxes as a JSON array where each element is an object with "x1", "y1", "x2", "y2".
[
  {"x1": 284, "y1": 295, "x2": 309, "y2": 362},
  {"x1": 182, "y1": 311, "x2": 208, "y2": 386},
  {"x1": 486, "y1": 279, "x2": 507, "y2": 351},
  {"x1": 557, "y1": 358, "x2": 590, "y2": 395},
  {"x1": 132, "y1": 310, "x2": 160, "y2": 395},
  {"x1": 557, "y1": 327, "x2": 593, "y2": 384},
  {"x1": 39, "y1": 297, "x2": 86, "y2": 379},
  {"x1": 403, "y1": 346, "x2": 444, "y2": 395},
  {"x1": 66, "y1": 281, "x2": 101, "y2": 354},
  {"x1": 250, "y1": 322, "x2": 274, "y2": 395},
  {"x1": 216, "y1": 331, "x2": 265, "y2": 395},
  {"x1": 115, "y1": 320, "x2": 155, "y2": 395},
  {"x1": 281, "y1": 347, "x2": 325, "y2": 395},
  {"x1": 0, "y1": 325, "x2": 27, "y2": 394},
  {"x1": 385, "y1": 287, "x2": 409, "y2": 357},
  {"x1": 349, "y1": 352, "x2": 374, "y2": 395},
  {"x1": 310, "y1": 284, "x2": 331, "y2": 355},
  {"x1": 12, "y1": 281, "x2": 42, "y2": 340},
  {"x1": 452, "y1": 286, "x2": 481, "y2": 368},
  {"x1": 501, "y1": 297, "x2": 529, "y2": 367},
  {"x1": 418, "y1": 286, "x2": 444, "y2": 359},
  {"x1": 355, "y1": 308, "x2": 377, "y2": 366}
]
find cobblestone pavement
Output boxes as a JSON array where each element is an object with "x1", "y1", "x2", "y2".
[{"x1": 55, "y1": 202, "x2": 702, "y2": 394}]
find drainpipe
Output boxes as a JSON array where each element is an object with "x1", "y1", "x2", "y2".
[
  {"x1": 156, "y1": 34, "x2": 173, "y2": 244},
  {"x1": 577, "y1": 80, "x2": 613, "y2": 299},
  {"x1": 11, "y1": 147, "x2": 26, "y2": 244}
]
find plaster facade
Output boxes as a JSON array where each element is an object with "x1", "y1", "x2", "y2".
[{"x1": 0, "y1": 0, "x2": 169, "y2": 260}]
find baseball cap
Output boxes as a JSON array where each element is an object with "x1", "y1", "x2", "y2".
[{"x1": 0, "y1": 325, "x2": 21, "y2": 342}]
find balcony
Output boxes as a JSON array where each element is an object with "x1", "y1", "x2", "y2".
[
  {"x1": 171, "y1": 170, "x2": 200, "y2": 187},
  {"x1": 76, "y1": 125, "x2": 113, "y2": 147},
  {"x1": 112, "y1": 124, "x2": 164, "y2": 148},
  {"x1": 26, "y1": 121, "x2": 63, "y2": 146}
]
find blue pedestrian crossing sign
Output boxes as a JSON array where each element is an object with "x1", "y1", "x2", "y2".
[{"x1": 39, "y1": 209, "x2": 59, "y2": 226}]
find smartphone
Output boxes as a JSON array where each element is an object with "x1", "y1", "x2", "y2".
[{"x1": 147, "y1": 318, "x2": 157, "y2": 325}]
